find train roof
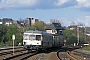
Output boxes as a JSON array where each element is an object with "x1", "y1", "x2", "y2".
[{"x1": 24, "y1": 30, "x2": 52, "y2": 36}]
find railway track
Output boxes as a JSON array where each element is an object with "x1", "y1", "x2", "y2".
[
  {"x1": 4, "y1": 48, "x2": 58, "y2": 60},
  {"x1": 0, "y1": 46, "x2": 28, "y2": 60},
  {"x1": 0, "y1": 46, "x2": 90, "y2": 60},
  {"x1": 57, "y1": 46, "x2": 90, "y2": 60},
  {"x1": 0, "y1": 49, "x2": 27, "y2": 58},
  {"x1": 4, "y1": 51, "x2": 37, "y2": 60},
  {"x1": 57, "y1": 47, "x2": 72, "y2": 60},
  {"x1": 0, "y1": 46, "x2": 46, "y2": 60},
  {"x1": 69, "y1": 50, "x2": 90, "y2": 60}
]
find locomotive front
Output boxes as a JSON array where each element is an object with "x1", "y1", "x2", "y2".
[{"x1": 23, "y1": 31, "x2": 42, "y2": 50}]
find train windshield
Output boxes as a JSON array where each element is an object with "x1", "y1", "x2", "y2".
[
  {"x1": 24, "y1": 34, "x2": 29, "y2": 40},
  {"x1": 36, "y1": 35, "x2": 41, "y2": 40},
  {"x1": 29, "y1": 35, "x2": 41, "y2": 40},
  {"x1": 30, "y1": 35, "x2": 35, "y2": 40}
]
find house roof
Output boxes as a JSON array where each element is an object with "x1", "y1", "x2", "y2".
[
  {"x1": 45, "y1": 23, "x2": 64, "y2": 30},
  {"x1": 68, "y1": 25, "x2": 77, "y2": 28}
]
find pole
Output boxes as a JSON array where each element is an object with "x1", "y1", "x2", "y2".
[
  {"x1": 77, "y1": 27, "x2": 79, "y2": 45},
  {"x1": 12, "y1": 35, "x2": 15, "y2": 55},
  {"x1": 13, "y1": 39, "x2": 14, "y2": 55},
  {"x1": 84, "y1": 25, "x2": 86, "y2": 43}
]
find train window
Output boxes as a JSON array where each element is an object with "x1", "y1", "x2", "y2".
[
  {"x1": 29, "y1": 35, "x2": 35, "y2": 40},
  {"x1": 60, "y1": 31, "x2": 63, "y2": 35},
  {"x1": 36, "y1": 35, "x2": 41, "y2": 40},
  {"x1": 24, "y1": 34, "x2": 29, "y2": 40},
  {"x1": 52, "y1": 30, "x2": 56, "y2": 33}
]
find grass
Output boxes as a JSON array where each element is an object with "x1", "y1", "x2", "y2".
[{"x1": 82, "y1": 45, "x2": 90, "y2": 51}]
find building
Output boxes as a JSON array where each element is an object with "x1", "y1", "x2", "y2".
[
  {"x1": 17, "y1": 20, "x2": 25, "y2": 26},
  {"x1": 68, "y1": 21, "x2": 77, "y2": 30},
  {"x1": 25, "y1": 18, "x2": 39, "y2": 26},
  {"x1": 31, "y1": 19, "x2": 38, "y2": 25},
  {"x1": 25, "y1": 18, "x2": 31, "y2": 26},
  {"x1": 86, "y1": 31, "x2": 90, "y2": 36},
  {"x1": 45, "y1": 23, "x2": 64, "y2": 35},
  {"x1": 2, "y1": 18, "x2": 13, "y2": 26},
  {"x1": 0, "y1": 19, "x2": 2, "y2": 24},
  {"x1": 68, "y1": 25, "x2": 77, "y2": 30},
  {"x1": 5, "y1": 22, "x2": 12, "y2": 26}
]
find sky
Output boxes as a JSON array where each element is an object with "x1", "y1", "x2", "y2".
[{"x1": 0, "y1": 0, "x2": 90, "y2": 27}]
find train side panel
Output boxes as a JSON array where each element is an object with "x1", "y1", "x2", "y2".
[
  {"x1": 42, "y1": 35, "x2": 53, "y2": 49},
  {"x1": 59, "y1": 35, "x2": 64, "y2": 46},
  {"x1": 53, "y1": 35, "x2": 64, "y2": 47}
]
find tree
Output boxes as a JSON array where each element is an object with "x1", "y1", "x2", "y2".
[
  {"x1": 0, "y1": 24, "x2": 7, "y2": 43},
  {"x1": 64, "y1": 30, "x2": 77, "y2": 45},
  {"x1": 24, "y1": 21, "x2": 46, "y2": 31},
  {"x1": 24, "y1": 25, "x2": 35, "y2": 31},
  {"x1": 33, "y1": 21, "x2": 46, "y2": 31},
  {"x1": 5, "y1": 24, "x2": 23, "y2": 46}
]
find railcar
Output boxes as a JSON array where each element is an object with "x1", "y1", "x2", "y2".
[
  {"x1": 23, "y1": 30, "x2": 53, "y2": 50},
  {"x1": 23, "y1": 30, "x2": 64, "y2": 50}
]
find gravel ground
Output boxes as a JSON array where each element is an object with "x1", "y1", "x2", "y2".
[
  {"x1": 75, "y1": 49, "x2": 90, "y2": 55},
  {"x1": 73, "y1": 49, "x2": 90, "y2": 60},
  {"x1": 26, "y1": 52, "x2": 59, "y2": 60}
]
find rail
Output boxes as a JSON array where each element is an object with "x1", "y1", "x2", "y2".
[{"x1": 4, "y1": 51, "x2": 37, "y2": 60}]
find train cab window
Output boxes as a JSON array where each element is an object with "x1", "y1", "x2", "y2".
[
  {"x1": 29, "y1": 35, "x2": 35, "y2": 40},
  {"x1": 36, "y1": 35, "x2": 41, "y2": 40},
  {"x1": 24, "y1": 34, "x2": 29, "y2": 40},
  {"x1": 52, "y1": 30, "x2": 56, "y2": 33},
  {"x1": 60, "y1": 31, "x2": 63, "y2": 35}
]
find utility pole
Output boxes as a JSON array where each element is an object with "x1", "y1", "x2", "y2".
[
  {"x1": 84, "y1": 24, "x2": 86, "y2": 43},
  {"x1": 77, "y1": 27, "x2": 79, "y2": 45}
]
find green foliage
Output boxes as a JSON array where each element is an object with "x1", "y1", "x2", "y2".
[
  {"x1": 64, "y1": 30, "x2": 77, "y2": 45},
  {"x1": 24, "y1": 21, "x2": 46, "y2": 31},
  {"x1": 83, "y1": 45, "x2": 90, "y2": 51},
  {"x1": 0, "y1": 24, "x2": 7, "y2": 43},
  {"x1": 0, "y1": 42, "x2": 6, "y2": 46},
  {"x1": 0, "y1": 24, "x2": 23, "y2": 46},
  {"x1": 64, "y1": 28, "x2": 87, "y2": 45},
  {"x1": 24, "y1": 26, "x2": 35, "y2": 31},
  {"x1": 33, "y1": 21, "x2": 46, "y2": 31}
]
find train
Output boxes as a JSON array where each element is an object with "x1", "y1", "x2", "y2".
[{"x1": 23, "y1": 30, "x2": 64, "y2": 50}]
